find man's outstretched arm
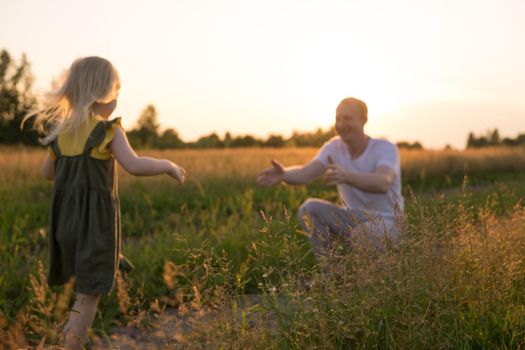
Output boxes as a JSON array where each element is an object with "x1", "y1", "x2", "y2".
[{"x1": 257, "y1": 159, "x2": 326, "y2": 186}]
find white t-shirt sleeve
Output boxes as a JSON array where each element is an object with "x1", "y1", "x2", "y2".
[
  {"x1": 314, "y1": 139, "x2": 336, "y2": 167},
  {"x1": 375, "y1": 141, "x2": 400, "y2": 171}
]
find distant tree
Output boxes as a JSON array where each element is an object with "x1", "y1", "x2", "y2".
[
  {"x1": 466, "y1": 132, "x2": 476, "y2": 148},
  {"x1": 263, "y1": 134, "x2": 285, "y2": 148},
  {"x1": 396, "y1": 141, "x2": 423, "y2": 150},
  {"x1": 0, "y1": 49, "x2": 38, "y2": 145},
  {"x1": 489, "y1": 129, "x2": 500, "y2": 146},
  {"x1": 467, "y1": 131, "x2": 489, "y2": 148},
  {"x1": 501, "y1": 133, "x2": 525, "y2": 147},
  {"x1": 402, "y1": 141, "x2": 413, "y2": 149},
  {"x1": 502, "y1": 137, "x2": 518, "y2": 147},
  {"x1": 467, "y1": 129, "x2": 505, "y2": 148},
  {"x1": 157, "y1": 128, "x2": 184, "y2": 149},
  {"x1": 231, "y1": 135, "x2": 261, "y2": 148},
  {"x1": 289, "y1": 127, "x2": 336, "y2": 147},
  {"x1": 127, "y1": 104, "x2": 160, "y2": 148},
  {"x1": 194, "y1": 132, "x2": 224, "y2": 148},
  {"x1": 223, "y1": 132, "x2": 232, "y2": 148},
  {"x1": 136, "y1": 104, "x2": 159, "y2": 133},
  {"x1": 414, "y1": 141, "x2": 423, "y2": 149}
]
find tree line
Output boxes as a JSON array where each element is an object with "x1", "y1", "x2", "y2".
[
  {"x1": 0, "y1": 49, "x2": 337, "y2": 149},
  {"x1": 466, "y1": 129, "x2": 525, "y2": 149},
  {"x1": 1, "y1": 49, "x2": 523, "y2": 150},
  {"x1": 126, "y1": 103, "x2": 337, "y2": 149}
]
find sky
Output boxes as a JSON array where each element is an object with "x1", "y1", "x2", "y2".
[{"x1": 1, "y1": 0, "x2": 524, "y2": 149}]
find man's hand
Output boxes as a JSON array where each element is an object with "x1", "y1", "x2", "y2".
[
  {"x1": 325, "y1": 156, "x2": 350, "y2": 186},
  {"x1": 256, "y1": 159, "x2": 285, "y2": 186},
  {"x1": 168, "y1": 163, "x2": 186, "y2": 185}
]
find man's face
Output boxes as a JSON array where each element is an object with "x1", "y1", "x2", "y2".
[{"x1": 335, "y1": 103, "x2": 365, "y2": 141}]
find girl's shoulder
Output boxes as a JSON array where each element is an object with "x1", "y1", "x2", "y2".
[
  {"x1": 90, "y1": 117, "x2": 123, "y2": 160},
  {"x1": 54, "y1": 116, "x2": 122, "y2": 159}
]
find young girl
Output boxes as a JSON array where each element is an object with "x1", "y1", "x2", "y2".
[{"x1": 25, "y1": 56, "x2": 186, "y2": 349}]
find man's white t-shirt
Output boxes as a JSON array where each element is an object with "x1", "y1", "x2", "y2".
[{"x1": 315, "y1": 136, "x2": 404, "y2": 223}]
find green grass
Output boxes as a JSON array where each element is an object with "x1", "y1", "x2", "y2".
[{"x1": 1, "y1": 151, "x2": 525, "y2": 348}]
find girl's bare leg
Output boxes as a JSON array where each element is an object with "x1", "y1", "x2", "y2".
[{"x1": 63, "y1": 292, "x2": 100, "y2": 350}]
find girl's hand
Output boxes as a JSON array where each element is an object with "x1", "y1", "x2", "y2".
[
  {"x1": 256, "y1": 159, "x2": 285, "y2": 186},
  {"x1": 168, "y1": 163, "x2": 186, "y2": 185},
  {"x1": 325, "y1": 156, "x2": 350, "y2": 186}
]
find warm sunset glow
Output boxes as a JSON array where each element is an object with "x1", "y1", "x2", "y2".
[{"x1": 2, "y1": 0, "x2": 524, "y2": 148}]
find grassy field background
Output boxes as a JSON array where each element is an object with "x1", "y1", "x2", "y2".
[{"x1": 1, "y1": 146, "x2": 525, "y2": 348}]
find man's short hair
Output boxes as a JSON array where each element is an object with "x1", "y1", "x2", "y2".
[{"x1": 338, "y1": 97, "x2": 368, "y2": 122}]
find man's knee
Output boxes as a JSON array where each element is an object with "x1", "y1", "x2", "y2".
[
  {"x1": 298, "y1": 198, "x2": 324, "y2": 222},
  {"x1": 298, "y1": 198, "x2": 333, "y2": 233}
]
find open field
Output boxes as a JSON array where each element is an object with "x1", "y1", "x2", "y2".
[{"x1": 1, "y1": 146, "x2": 525, "y2": 349}]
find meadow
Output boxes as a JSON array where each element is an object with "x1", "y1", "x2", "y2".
[{"x1": 1, "y1": 146, "x2": 525, "y2": 349}]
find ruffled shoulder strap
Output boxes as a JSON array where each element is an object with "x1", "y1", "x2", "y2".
[
  {"x1": 83, "y1": 117, "x2": 122, "y2": 155},
  {"x1": 95, "y1": 117, "x2": 122, "y2": 155}
]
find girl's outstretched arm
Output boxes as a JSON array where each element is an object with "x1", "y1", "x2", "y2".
[
  {"x1": 42, "y1": 155, "x2": 55, "y2": 180},
  {"x1": 110, "y1": 127, "x2": 186, "y2": 184}
]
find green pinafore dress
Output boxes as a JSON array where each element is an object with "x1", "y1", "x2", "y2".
[{"x1": 48, "y1": 119, "x2": 121, "y2": 295}]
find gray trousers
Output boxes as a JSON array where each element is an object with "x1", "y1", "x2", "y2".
[{"x1": 298, "y1": 198, "x2": 398, "y2": 259}]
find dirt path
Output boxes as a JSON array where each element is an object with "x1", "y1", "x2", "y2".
[{"x1": 94, "y1": 294, "x2": 267, "y2": 349}]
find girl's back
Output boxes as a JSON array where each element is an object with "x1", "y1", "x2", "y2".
[
  {"x1": 51, "y1": 115, "x2": 120, "y2": 192},
  {"x1": 48, "y1": 114, "x2": 122, "y2": 294}
]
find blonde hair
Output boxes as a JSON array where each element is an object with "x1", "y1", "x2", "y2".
[
  {"x1": 338, "y1": 97, "x2": 368, "y2": 122},
  {"x1": 25, "y1": 56, "x2": 120, "y2": 144}
]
